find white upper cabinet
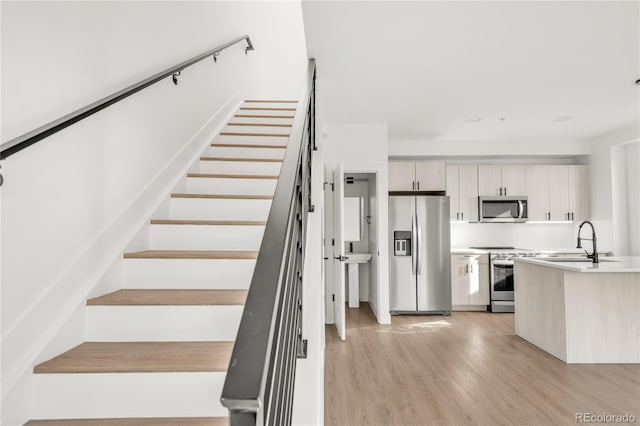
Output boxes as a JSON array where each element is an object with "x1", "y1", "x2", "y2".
[
  {"x1": 478, "y1": 165, "x2": 502, "y2": 196},
  {"x1": 415, "y1": 160, "x2": 446, "y2": 191},
  {"x1": 478, "y1": 165, "x2": 526, "y2": 196},
  {"x1": 389, "y1": 160, "x2": 446, "y2": 192},
  {"x1": 568, "y1": 165, "x2": 590, "y2": 222},
  {"x1": 446, "y1": 165, "x2": 460, "y2": 221},
  {"x1": 525, "y1": 165, "x2": 551, "y2": 221},
  {"x1": 446, "y1": 165, "x2": 478, "y2": 221},
  {"x1": 501, "y1": 165, "x2": 527, "y2": 196},
  {"x1": 526, "y1": 165, "x2": 589, "y2": 222},
  {"x1": 388, "y1": 161, "x2": 416, "y2": 191},
  {"x1": 549, "y1": 166, "x2": 569, "y2": 221}
]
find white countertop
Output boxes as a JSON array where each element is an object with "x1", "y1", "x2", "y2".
[
  {"x1": 451, "y1": 248, "x2": 489, "y2": 255},
  {"x1": 515, "y1": 256, "x2": 640, "y2": 273}
]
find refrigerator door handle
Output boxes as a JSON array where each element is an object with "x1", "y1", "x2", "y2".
[
  {"x1": 411, "y1": 213, "x2": 417, "y2": 274},
  {"x1": 416, "y1": 213, "x2": 422, "y2": 275}
]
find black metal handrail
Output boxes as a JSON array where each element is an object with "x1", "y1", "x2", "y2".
[
  {"x1": 0, "y1": 35, "x2": 253, "y2": 160},
  {"x1": 221, "y1": 59, "x2": 316, "y2": 425}
]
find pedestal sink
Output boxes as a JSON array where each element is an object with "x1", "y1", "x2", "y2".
[{"x1": 344, "y1": 253, "x2": 372, "y2": 308}]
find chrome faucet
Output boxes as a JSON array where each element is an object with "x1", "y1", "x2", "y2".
[{"x1": 576, "y1": 221, "x2": 599, "y2": 264}]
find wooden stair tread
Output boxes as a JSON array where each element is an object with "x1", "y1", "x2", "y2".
[
  {"x1": 234, "y1": 114, "x2": 295, "y2": 119},
  {"x1": 239, "y1": 107, "x2": 296, "y2": 111},
  {"x1": 211, "y1": 143, "x2": 287, "y2": 149},
  {"x1": 87, "y1": 289, "x2": 248, "y2": 306},
  {"x1": 25, "y1": 417, "x2": 227, "y2": 425},
  {"x1": 33, "y1": 342, "x2": 233, "y2": 374},
  {"x1": 150, "y1": 219, "x2": 266, "y2": 226},
  {"x1": 219, "y1": 132, "x2": 289, "y2": 137},
  {"x1": 123, "y1": 250, "x2": 258, "y2": 259},
  {"x1": 171, "y1": 193, "x2": 272, "y2": 200},
  {"x1": 200, "y1": 156, "x2": 283, "y2": 163},
  {"x1": 244, "y1": 99, "x2": 297, "y2": 103},
  {"x1": 227, "y1": 122, "x2": 292, "y2": 127},
  {"x1": 187, "y1": 173, "x2": 278, "y2": 179}
]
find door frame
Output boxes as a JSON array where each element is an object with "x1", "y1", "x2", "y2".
[{"x1": 324, "y1": 162, "x2": 391, "y2": 325}]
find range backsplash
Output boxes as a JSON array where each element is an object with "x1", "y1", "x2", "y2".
[{"x1": 450, "y1": 222, "x2": 579, "y2": 249}]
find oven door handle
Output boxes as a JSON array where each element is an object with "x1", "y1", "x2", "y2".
[{"x1": 492, "y1": 260, "x2": 514, "y2": 267}]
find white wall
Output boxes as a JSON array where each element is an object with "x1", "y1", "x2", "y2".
[
  {"x1": 625, "y1": 142, "x2": 640, "y2": 255},
  {"x1": 589, "y1": 124, "x2": 640, "y2": 255},
  {"x1": 451, "y1": 222, "x2": 577, "y2": 250},
  {"x1": 343, "y1": 176, "x2": 371, "y2": 302},
  {"x1": 292, "y1": 144, "x2": 325, "y2": 426},
  {"x1": 1, "y1": 2, "x2": 307, "y2": 424},
  {"x1": 321, "y1": 122, "x2": 390, "y2": 326}
]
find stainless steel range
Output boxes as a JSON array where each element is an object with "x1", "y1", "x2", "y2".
[{"x1": 469, "y1": 246, "x2": 536, "y2": 313}]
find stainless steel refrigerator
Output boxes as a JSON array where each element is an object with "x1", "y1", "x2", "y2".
[{"x1": 389, "y1": 195, "x2": 451, "y2": 314}]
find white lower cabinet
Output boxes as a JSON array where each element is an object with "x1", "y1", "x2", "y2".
[{"x1": 451, "y1": 254, "x2": 489, "y2": 311}]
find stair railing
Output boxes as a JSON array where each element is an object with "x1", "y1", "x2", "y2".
[
  {"x1": 0, "y1": 35, "x2": 254, "y2": 161},
  {"x1": 221, "y1": 59, "x2": 316, "y2": 426}
]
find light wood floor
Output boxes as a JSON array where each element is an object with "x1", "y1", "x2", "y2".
[{"x1": 325, "y1": 304, "x2": 640, "y2": 426}]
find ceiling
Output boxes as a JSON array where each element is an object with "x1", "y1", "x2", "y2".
[{"x1": 301, "y1": 1, "x2": 640, "y2": 142}]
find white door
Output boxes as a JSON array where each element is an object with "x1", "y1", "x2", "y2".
[{"x1": 333, "y1": 165, "x2": 346, "y2": 340}]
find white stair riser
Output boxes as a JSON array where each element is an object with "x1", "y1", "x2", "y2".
[
  {"x1": 186, "y1": 177, "x2": 277, "y2": 195},
  {"x1": 199, "y1": 160, "x2": 281, "y2": 175},
  {"x1": 241, "y1": 101, "x2": 297, "y2": 108},
  {"x1": 223, "y1": 125, "x2": 293, "y2": 134},
  {"x1": 32, "y1": 372, "x2": 227, "y2": 419},
  {"x1": 123, "y1": 258, "x2": 256, "y2": 289},
  {"x1": 215, "y1": 135, "x2": 290, "y2": 145},
  {"x1": 149, "y1": 224, "x2": 264, "y2": 250},
  {"x1": 229, "y1": 116, "x2": 293, "y2": 125},
  {"x1": 170, "y1": 198, "x2": 271, "y2": 221},
  {"x1": 209, "y1": 146, "x2": 285, "y2": 159},
  {"x1": 86, "y1": 306, "x2": 243, "y2": 342}
]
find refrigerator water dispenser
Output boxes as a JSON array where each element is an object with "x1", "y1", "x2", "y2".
[{"x1": 393, "y1": 231, "x2": 412, "y2": 256}]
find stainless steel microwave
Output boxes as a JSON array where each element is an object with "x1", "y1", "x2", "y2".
[{"x1": 478, "y1": 196, "x2": 528, "y2": 223}]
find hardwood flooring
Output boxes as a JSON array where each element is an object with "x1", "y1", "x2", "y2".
[{"x1": 325, "y1": 304, "x2": 640, "y2": 426}]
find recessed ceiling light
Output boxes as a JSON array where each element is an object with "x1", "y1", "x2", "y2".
[
  {"x1": 553, "y1": 116, "x2": 572, "y2": 122},
  {"x1": 499, "y1": 117, "x2": 506, "y2": 122},
  {"x1": 466, "y1": 117, "x2": 482, "y2": 123}
]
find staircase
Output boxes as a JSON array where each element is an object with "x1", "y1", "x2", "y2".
[{"x1": 25, "y1": 100, "x2": 298, "y2": 425}]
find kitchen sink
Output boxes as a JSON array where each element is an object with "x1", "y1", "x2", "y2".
[{"x1": 538, "y1": 257, "x2": 617, "y2": 263}]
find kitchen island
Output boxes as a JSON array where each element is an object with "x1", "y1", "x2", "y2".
[{"x1": 514, "y1": 257, "x2": 640, "y2": 364}]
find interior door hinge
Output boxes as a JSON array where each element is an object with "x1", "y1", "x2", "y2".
[{"x1": 332, "y1": 294, "x2": 335, "y2": 301}]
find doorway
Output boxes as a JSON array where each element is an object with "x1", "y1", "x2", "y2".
[{"x1": 325, "y1": 164, "x2": 391, "y2": 340}]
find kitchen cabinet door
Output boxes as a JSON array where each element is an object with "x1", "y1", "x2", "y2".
[
  {"x1": 568, "y1": 165, "x2": 590, "y2": 221},
  {"x1": 415, "y1": 160, "x2": 446, "y2": 191},
  {"x1": 446, "y1": 165, "x2": 460, "y2": 221},
  {"x1": 478, "y1": 165, "x2": 502, "y2": 196},
  {"x1": 389, "y1": 161, "x2": 415, "y2": 191},
  {"x1": 458, "y1": 165, "x2": 478, "y2": 222},
  {"x1": 501, "y1": 165, "x2": 526, "y2": 196},
  {"x1": 451, "y1": 257, "x2": 471, "y2": 305},
  {"x1": 470, "y1": 258, "x2": 490, "y2": 306},
  {"x1": 549, "y1": 165, "x2": 570, "y2": 221},
  {"x1": 526, "y1": 165, "x2": 550, "y2": 221}
]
